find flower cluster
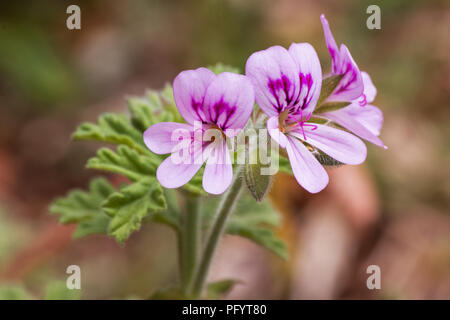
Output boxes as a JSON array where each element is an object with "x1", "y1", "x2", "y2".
[{"x1": 144, "y1": 14, "x2": 386, "y2": 195}]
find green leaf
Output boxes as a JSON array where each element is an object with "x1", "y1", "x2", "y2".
[
  {"x1": 158, "y1": 85, "x2": 184, "y2": 123},
  {"x1": 87, "y1": 145, "x2": 203, "y2": 195},
  {"x1": 0, "y1": 285, "x2": 33, "y2": 300},
  {"x1": 182, "y1": 169, "x2": 205, "y2": 195},
  {"x1": 127, "y1": 97, "x2": 158, "y2": 132},
  {"x1": 87, "y1": 145, "x2": 159, "y2": 182},
  {"x1": 73, "y1": 113, "x2": 148, "y2": 154},
  {"x1": 317, "y1": 74, "x2": 344, "y2": 106},
  {"x1": 207, "y1": 279, "x2": 237, "y2": 299},
  {"x1": 127, "y1": 85, "x2": 183, "y2": 132},
  {"x1": 226, "y1": 221, "x2": 287, "y2": 260},
  {"x1": 103, "y1": 178, "x2": 166, "y2": 244},
  {"x1": 204, "y1": 194, "x2": 287, "y2": 259},
  {"x1": 44, "y1": 281, "x2": 81, "y2": 300},
  {"x1": 49, "y1": 178, "x2": 115, "y2": 224},
  {"x1": 208, "y1": 63, "x2": 241, "y2": 75},
  {"x1": 149, "y1": 188, "x2": 180, "y2": 230},
  {"x1": 315, "y1": 101, "x2": 351, "y2": 114},
  {"x1": 73, "y1": 213, "x2": 110, "y2": 239}
]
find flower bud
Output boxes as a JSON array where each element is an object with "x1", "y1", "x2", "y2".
[{"x1": 244, "y1": 159, "x2": 273, "y2": 202}]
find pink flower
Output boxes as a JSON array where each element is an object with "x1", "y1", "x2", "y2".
[
  {"x1": 143, "y1": 68, "x2": 254, "y2": 194},
  {"x1": 245, "y1": 44, "x2": 367, "y2": 193},
  {"x1": 320, "y1": 14, "x2": 386, "y2": 149}
]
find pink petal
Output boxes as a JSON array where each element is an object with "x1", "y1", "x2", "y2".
[
  {"x1": 346, "y1": 104, "x2": 384, "y2": 136},
  {"x1": 245, "y1": 45, "x2": 300, "y2": 117},
  {"x1": 285, "y1": 136, "x2": 329, "y2": 193},
  {"x1": 143, "y1": 122, "x2": 193, "y2": 155},
  {"x1": 289, "y1": 123, "x2": 367, "y2": 165},
  {"x1": 173, "y1": 67, "x2": 216, "y2": 125},
  {"x1": 327, "y1": 44, "x2": 364, "y2": 102},
  {"x1": 202, "y1": 139, "x2": 233, "y2": 194},
  {"x1": 323, "y1": 107, "x2": 386, "y2": 148},
  {"x1": 320, "y1": 14, "x2": 340, "y2": 74},
  {"x1": 361, "y1": 71, "x2": 377, "y2": 104},
  {"x1": 288, "y1": 43, "x2": 322, "y2": 116},
  {"x1": 202, "y1": 72, "x2": 254, "y2": 131},
  {"x1": 156, "y1": 155, "x2": 204, "y2": 189},
  {"x1": 267, "y1": 116, "x2": 288, "y2": 148}
]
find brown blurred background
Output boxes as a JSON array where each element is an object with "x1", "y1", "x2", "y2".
[{"x1": 0, "y1": 0, "x2": 449, "y2": 299}]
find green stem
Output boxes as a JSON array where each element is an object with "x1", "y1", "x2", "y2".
[
  {"x1": 181, "y1": 194, "x2": 201, "y2": 296},
  {"x1": 192, "y1": 167, "x2": 244, "y2": 298}
]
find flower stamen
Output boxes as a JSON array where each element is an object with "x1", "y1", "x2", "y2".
[{"x1": 286, "y1": 113, "x2": 317, "y2": 141}]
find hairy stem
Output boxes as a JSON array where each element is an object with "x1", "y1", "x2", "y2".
[
  {"x1": 192, "y1": 167, "x2": 243, "y2": 298},
  {"x1": 181, "y1": 194, "x2": 201, "y2": 296}
]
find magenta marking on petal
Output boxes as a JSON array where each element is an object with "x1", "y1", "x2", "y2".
[
  {"x1": 211, "y1": 97, "x2": 237, "y2": 130},
  {"x1": 190, "y1": 98, "x2": 207, "y2": 123},
  {"x1": 358, "y1": 94, "x2": 367, "y2": 107},
  {"x1": 299, "y1": 72, "x2": 314, "y2": 110},
  {"x1": 334, "y1": 63, "x2": 357, "y2": 94},
  {"x1": 284, "y1": 73, "x2": 314, "y2": 116},
  {"x1": 288, "y1": 72, "x2": 315, "y2": 115},
  {"x1": 267, "y1": 74, "x2": 293, "y2": 113}
]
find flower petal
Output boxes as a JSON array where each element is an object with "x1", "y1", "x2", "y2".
[
  {"x1": 327, "y1": 44, "x2": 364, "y2": 102},
  {"x1": 202, "y1": 139, "x2": 233, "y2": 194},
  {"x1": 288, "y1": 43, "x2": 322, "y2": 116},
  {"x1": 156, "y1": 136, "x2": 205, "y2": 188},
  {"x1": 320, "y1": 14, "x2": 340, "y2": 74},
  {"x1": 245, "y1": 45, "x2": 300, "y2": 117},
  {"x1": 285, "y1": 136, "x2": 329, "y2": 193},
  {"x1": 156, "y1": 156, "x2": 204, "y2": 189},
  {"x1": 289, "y1": 123, "x2": 367, "y2": 164},
  {"x1": 143, "y1": 122, "x2": 193, "y2": 155},
  {"x1": 322, "y1": 107, "x2": 386, "y2": 148},
  {"x1": 173, "y1": 67, "x2": 216, "y2": 125},
  {"x1": 360, "y1": 71, "x2": 377, "y2": 104},
  {"x1": 351, "y1": 104, "x2": 383, "y2": 136},
  {"x1": 267, "y1": 116, "x2": 288, "y2": 148},
  {"x1": 202, "y1": 72, "x2": 254, "y2": 131}
]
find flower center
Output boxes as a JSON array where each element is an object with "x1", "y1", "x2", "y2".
[{"x1": 278, "y1": 110, "x2": 317, "y2": 141}]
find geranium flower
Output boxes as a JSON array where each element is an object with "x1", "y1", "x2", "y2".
[
  {"x1": 245, "y1": 44, "x2": 367, "y2": 193},
  {"x1": 319, "y1": 14, "x2": 386, "y2": 148},
  {"x1": 143, "y1": 68, "x2": 254, "y2": 194}
]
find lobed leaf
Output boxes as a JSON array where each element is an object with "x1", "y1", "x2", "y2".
[
  {"x1": 103, "y1": 178, "x2": 166, "y2": 244},
  {"x1": 127, "y1": 97, "x2": 158, "y2": 132},
  {"x1": 73, "y1": 213, "x2": 110, "y2": 239},
  {"x1": 203, "y1": 193, "x2": 288, "y2": 259},
  {"x1": 87, "y1": 145, "x2": 159, "y2": 182},
  {"x1": 72, "y1": 113, "x2": 148, "y2": 154},
  {"x1": 127, "y1": 85, "x2": 183, "y2": 133},
  {"x1": 49, "y1": 177, "x2": 115, "y2": 224}
]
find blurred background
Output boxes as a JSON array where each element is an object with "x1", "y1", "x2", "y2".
[{"x1": 0, "y1": 0, "x2": 449, "y2": 299}]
